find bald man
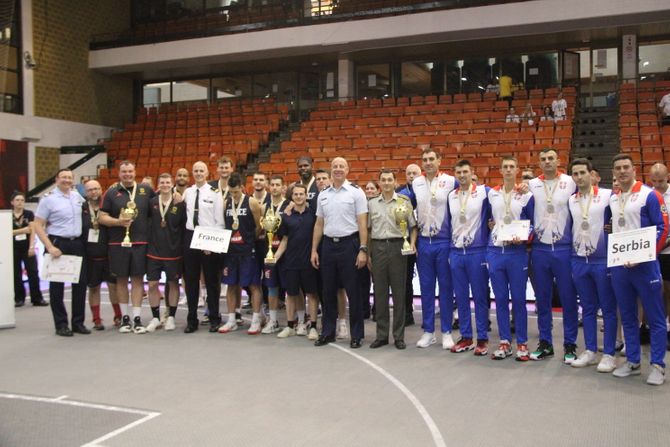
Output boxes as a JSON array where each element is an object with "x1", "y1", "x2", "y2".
[
  {"x1": 650, "y1": 162, "x2": 670, "y2": 348},
  {"x1": 396, "y1": 163, "x2": 421, "y2": 326}
]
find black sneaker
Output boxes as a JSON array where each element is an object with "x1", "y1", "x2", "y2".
[
  {"x1": 133, "y1": 316, "x2": 147, "y2": 334},
  {"x1": 118, "y1": 315, "x2": 132, "y2": 333},
  {"x1": 563, "y1": 343, "x2": 577, "y2": 365},
  {"x1": 530, "y1": 340, "x2": 554, "y2": 361}
]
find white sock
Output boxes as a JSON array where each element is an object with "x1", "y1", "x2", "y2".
[
  {"x1": 252, "y1": 312, "x2": 261, "y2": 323},
  {"x1": 120, "y1": 303, "x2": 128, "y2": 317},
  {"x1": 269, "y1": 310, "x2": 278, "y2": 322},
  {"x1": 228, "y1": 313, "x2": 236, "y2": 324},
  {"x1": 235, "y1": 308, "x2": 241, "y2": 314},
  {"x1": 132, "y1": 307, "x2": 141, "y2": 319},
  {"x1": 297, "y1": 310, "x2": 305, "y2": 323}
]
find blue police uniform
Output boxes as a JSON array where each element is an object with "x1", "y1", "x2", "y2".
[
  {"x1": 610, "y1": 181, "x2": 668, "y2": 368},
  {"x1": 317, "y1": 180, "x2": 368, "y2": 341},
  {"x1": 487, "y1": 186, "x2": 534, "y2": 346}
]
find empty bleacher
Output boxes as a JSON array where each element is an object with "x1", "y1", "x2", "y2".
[
  {"x1": 97, "y1": 98, "x2": 289, "y2": 189},
  {"x1": 618, "y1": 80, "x2": 670, "y2": 179},
  {"x1": 258, "y1": 87, "x2": 576, "y2": 186}
]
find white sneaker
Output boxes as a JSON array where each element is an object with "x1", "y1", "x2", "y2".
[
  {"x1": 296, "y1": 323, "x2": 307, "y2": 336},
  {"x1": 442, "y1": 333, "x2": 455, "y2": 350},
  {"x1": 277, "y1": 327, "x2": 296, "y2": 338},
  {"x1": 571, "y1": 350, "x2": 597, "y2": 368},
  {"x1": 164, "y1": 316, "x2": 176, "y2": 331},
  {"x1": 248, "y1": 319, "x2": 262, "y2": 335},
  {"x1": 197, "y1": 297, "x2": 205, "y2": 308},
  {"x1": 146, "y1": 317, "x2": 162, "y2": 333},
  {"x1": 597, "y1": 354, "x2": 616, "y2": 373},
  {"x1": 647, "y1": 364, "x2": 666, "y2": 386},
  {"x1": 613, "y1": 361, "x2": 641, "y2": 378},
  {"x1": 336, "y1": 319, "x2": 349, "y2": 339},
  {"x1": 178, "y1": 295, "x2": 186, "y2": 305},
  {"x1": 416, "y1": 332, "x2": 436, "y2": 348},
  {"x1": 308, "y1": 327, "x2": 318, "y2": 340},
  {"x1": 218, "y1": 320, "x2": 238, "y2": 333},
  {"x1": 261, "y1": 320, "x2": 279, "y2": 334}
]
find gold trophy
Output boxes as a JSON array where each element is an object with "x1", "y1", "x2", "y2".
[
  {"x1": 120, "y1": 201, "x2": 138, "y2": 248},
  {"x1": 261, "y1": 208, "x2": 282, "y2": 264},
  {"x1": 394, "y1": 199, "x2": 414, "y2": 255}
]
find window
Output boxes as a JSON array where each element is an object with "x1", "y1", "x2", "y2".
[
  {"x1": 0, "y1": 0, "x2": 21, "y2": 114},
  {"x1": 356, "y1": 63, "x2": 390, "y2": 99}
]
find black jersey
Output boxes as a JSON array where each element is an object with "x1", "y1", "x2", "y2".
[
  {"x1": 224, "y1": 195, "x2": 256, "y2": 256},
  {"x1": 148, "y1": 197, "x2": 186, "y2": 260},
  {"x1": 101, "y1": 182, "x2": 154, "y2": 245},
  {"x1": 296, "y1": 178, "x2": 319, "y2": 210},
  {"x1": 82, "y1": 201, "x2": 109, "y2": 259},
  {"x1": 12, "y1": 210, "x2": 34, "y2": 249}
]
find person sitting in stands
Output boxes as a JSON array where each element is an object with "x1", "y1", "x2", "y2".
[{"x1": 506, "y1": 107, "x2": 520, "y2": 124}]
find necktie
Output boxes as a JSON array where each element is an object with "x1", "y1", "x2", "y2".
[{"x1": 193, "y1": 188, "x2": 200, "y2": 227}]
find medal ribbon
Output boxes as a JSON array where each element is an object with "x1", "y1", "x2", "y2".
[
  {"x1": 159, "y1": 197, "x2": 172, "y2": 225},
  {"x1": 232, "y1": 194, "x2": 244, "y2": 227},
  {"x1": 579, "y1": 186, "x2": 593, "y2": 226},
  {"x1": 543, "y1": 178, "x2": 558, "y2": 210},
  {"x1": 122, "y1": 182, "x2": 137, "y2": 205},
  {"x1": 458, "y1": 183, "x2": 476, "y2": 219}
]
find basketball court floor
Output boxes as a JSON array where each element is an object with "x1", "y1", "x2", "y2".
[{"x1": 1, "y1": 289, "x2": 668, "y2": 447}]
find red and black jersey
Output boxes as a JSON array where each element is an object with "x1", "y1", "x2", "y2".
[{"x1": 147, "y1": 197, "x2": 186, "y2": 260}]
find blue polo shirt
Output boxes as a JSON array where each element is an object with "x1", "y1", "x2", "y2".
[
  {"x1": 35, "y1": 188, "x2": 84, "y2": 238},
  {"x1": 316, "y1": 180, "x2": 368, "y2": 238},
  {"x1": 277, "y1": 207, "x2": 316, "y2": 270}
]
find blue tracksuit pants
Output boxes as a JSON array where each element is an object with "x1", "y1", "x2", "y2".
[
  {"x1": 416, "y1": 237, "x2": 453, "y2": 334},
  {"x1": 571, "y1": 259, "x2": 617, "y2": 355},
  {"x1": 450, "y1": 249, "x2": 489, "y2": 341},
  {"x1": 488, "y1": 248, "x2": 529, "y2": 344},
  {"x1": 611, "y1": 261, "x2": 667, "y2": 368}
]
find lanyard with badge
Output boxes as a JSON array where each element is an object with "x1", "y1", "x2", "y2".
[{"x1": 13, "y1": 213, "x2": 28, "y2": 241}]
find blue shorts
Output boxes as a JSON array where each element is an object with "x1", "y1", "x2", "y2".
[
  {"x1": 223, "y1": 255, "x2": 261, "y2": 287},
  {"x1": 263, "y1": 263, "x2": 281, "y2": 288}
]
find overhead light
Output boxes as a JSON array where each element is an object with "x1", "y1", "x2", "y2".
[
  {"x1": 640, "y1": 76, "x2": 647, "y2": 80},
  {"x1": 461, "y1": 77, "x2": 467, "y2": 81},
  {"x1": 642, "y1": 61, "x2": 650, "y2": 67},
  {"x1": 478, "y1": 85, "x2": 485, "y2": 90}
]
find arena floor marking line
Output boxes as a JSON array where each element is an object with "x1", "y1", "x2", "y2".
[
  {"x1": 329, "y1": 344, "x2": 447, "y2": 447},
  {"x1": 0, "y1": 392, "x2": 161, "y2": 447}
]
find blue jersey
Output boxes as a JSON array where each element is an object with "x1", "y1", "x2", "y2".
[
  {"x1": 448, "y1": 183, "x2": 491, "y2": 250},
  {"x1": 568, "y1": 186, "x2": 612, "y2": 263},
  {"x1": 224, "y1": 195, "x2": 257, "y2": 256}
]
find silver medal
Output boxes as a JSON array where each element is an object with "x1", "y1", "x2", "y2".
[
  {"x1": 546, "y1": 204, "x2": 555, "y2": 214},
  {"x1": 430, "y1": 197, "x2": 437, "y2": 205},
  {"x1": 581, "y1": 221, "x2": 590, "y2": 231},
  {"x1": 618, "y1": 217, "x2": 626, "y2": 227},
  {"x1": 459, "y1": 215, "x2": 466, "y2": 224},
  {"x1": 503, "y1": 215, "x2": 512, "y2": 225}
]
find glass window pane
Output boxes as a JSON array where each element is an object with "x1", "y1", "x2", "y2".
[
  {"x1": 172, "y1": 79, "x2": 209, "y2": 103},
  {"x1": 639, "y1": 43, "x2": 670, "y2": 78},
  {"x1": 253, "y1": 72, "x2": 297, "y2": 102},
  {"x1": 356, "y1": 63, "x2": 390, "y2": 99},
  {"x1": 143, "y1": 82, "x2": 171, "y2": 106},
  {"x1": 213, "y1": 75, "x2": 252, "y2": 99},
  {"x1": 400, "y1": 61, "x2": 434, "y2": 97}
]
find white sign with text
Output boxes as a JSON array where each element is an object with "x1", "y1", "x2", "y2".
[
  {"x1": 190, "y1": 226, "x2": 232, "y2": 253},
  {"x1": 607, "y1": 226, "x2": 657, "y2": 267}
]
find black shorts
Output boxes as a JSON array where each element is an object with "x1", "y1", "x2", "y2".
[
  {"x1": 146, "y1": 257, "x2": 182, "y2": 282},
  {"x1": 87, "y1": 258, "x2": 115, "y2": 288},
  {"x1": 108, "y1": 244, "x2": 147, "y2": 278},
  {"x1": 659, "y1": 254, "x2": 670, "y2": 280},
  {"x1": 283, "y1": 267, "x2": 318, "y2": 296}
]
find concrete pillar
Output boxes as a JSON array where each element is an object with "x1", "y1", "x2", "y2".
[{"x1": 338, "y1": 54, "x2": 355, "y2": 101}]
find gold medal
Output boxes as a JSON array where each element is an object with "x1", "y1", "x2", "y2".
[
  {"x1": 232, "y1": 221, "x2": 239, "y2": 230},
  {"x1": 127, "y1": 201, "x2": 136, "y2": 209}
]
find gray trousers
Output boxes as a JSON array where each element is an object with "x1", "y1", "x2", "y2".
[{"x1": 371, "y1": 238, "x2": 407, "y2": 341}]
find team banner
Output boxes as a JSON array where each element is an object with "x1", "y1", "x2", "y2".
[
  {"x1": 190, "y1": 226, "x2": 232, "y2": 253},
  {"x1": 40, "y1": 254, "x2": 83, "y2": 283},
  {"x1": 607, "y1": 226, "x2": 657, "y2": 268}
]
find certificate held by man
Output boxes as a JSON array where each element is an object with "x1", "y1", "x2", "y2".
[
  {"x1": 190, "y1": 226, "x2": 232, "y2": 253},
  {"x1": 497, "y1": 219, "x2": 531, "y2": 242},
  {"x1": 41, "y1": 254, "x2": 83, "y2": 283},
  {"x1": 607, "y1": 226, "x2": 657, "y2": 268}
]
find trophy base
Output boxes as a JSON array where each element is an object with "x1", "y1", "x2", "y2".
[
  {"x1": 121, "y1": 241, "x2": 132, "y2": 248},
  {"x1": 401, "y1": 249, "x2": 415, "y2": 256}
]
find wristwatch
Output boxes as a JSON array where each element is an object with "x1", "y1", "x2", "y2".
[{"x1": 359, "y1": 245, "x2": 368, "y2": 253}]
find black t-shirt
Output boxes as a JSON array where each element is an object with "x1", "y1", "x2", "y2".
[
  {"x1": 277, "y1": 207, "x2": 316, "y2": 270},
  {"x1": 82, "y1": 202, "x2": 109, "y2": 259},
  {"x1": 12, "y1": 210, "x2": 33, "y2": 248},
  {"x1": 224, "y1": 195, "x2": 256, "y2": 256},
  {"x1": 100, "y1": 182, "x2": 154, "y2": 244},
  {"x1": 147, "y1": 197, "x2": 186, "y2": 259}
]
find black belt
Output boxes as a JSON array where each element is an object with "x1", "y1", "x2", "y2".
[
  {"x1": 50, "y1": 235, "x2": 79, "y2": 241},
  {"x1": 372, "y1": 237, "x2": 403, "y2": 243},
  {"x1": 324, "y1": 232, "x2": 359, "y2": 243}
]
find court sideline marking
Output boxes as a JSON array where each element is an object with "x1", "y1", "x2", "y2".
[
  {"x1": 329, "y1": 344, "x2": 447, "y2": 447},
  {"x1": 0, "y1": 392, "x2": 161, "y2": 447}
]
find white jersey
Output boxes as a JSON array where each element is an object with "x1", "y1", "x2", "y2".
[
  {"x1": 656, "y1": 186, "x2": 670, "y2": 255},
  {"x1": 413, "y1": 172, "x2": 457, "y2": 239},
  {"x1": 487, "y1": 185, "x2": 534, "y2": 248},
  {"x1": 529, "y1": 173, "x2": 576, "y2": 247},
  {"x1": 568, "y1": 187, "x2": 611, "y2": 260},
  {"x1": 447, "y1": 184, "x2": 490, "y2": 249}
]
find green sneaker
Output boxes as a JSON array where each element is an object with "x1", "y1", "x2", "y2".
[
  {"x1": 530, "y1": 340, "x2": 554, "y2": 361},
  {"x1": 563, "y1": 343, "x2": 577, "y2": 365}
]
